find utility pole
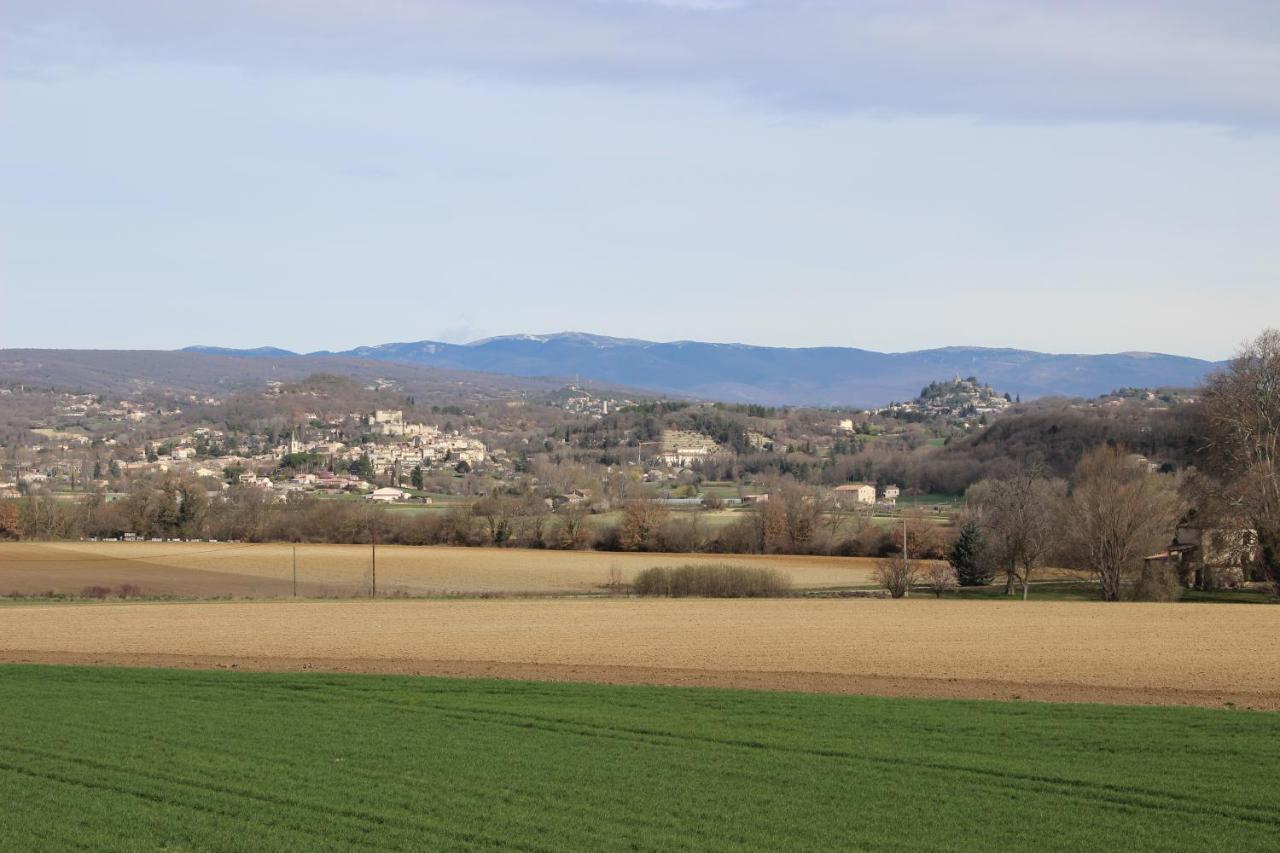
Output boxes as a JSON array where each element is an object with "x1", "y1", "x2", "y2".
[
  {"x1": 292, "y1": 544, "x2": 297, "y2": 598},
  {"x1": 902, "y1": 517, "x2": 909, "y2": 598},
  {"x1": 371, "y1": 522, "x2": 377, "y2": 599}
]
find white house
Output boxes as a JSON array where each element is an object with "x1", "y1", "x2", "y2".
[{"x1": 834, "y1": 483, "x2": 876, "y2": 505}]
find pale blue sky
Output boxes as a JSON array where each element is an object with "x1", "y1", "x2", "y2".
[{"x1": 1, "y1": 1, "x2": 1278, "y2": 358}]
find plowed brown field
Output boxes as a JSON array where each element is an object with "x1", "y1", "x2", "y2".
[
  {"x1": 3, "y1": 599, "x2": 1278, "y2": 709},
  {"x1": 0, "y1": 542, "x2": 882, "y2": 597}
]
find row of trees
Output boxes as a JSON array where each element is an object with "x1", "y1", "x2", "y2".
[
  {"x1": 947, "y1": 446, "x2": 1182, "y2": 601},
  {"x1": 0, "y1": 479, "x2": 946, "y2": 560},
  {"x1": 936, "y1": 330, "x2": 1280, "y2": 599}
]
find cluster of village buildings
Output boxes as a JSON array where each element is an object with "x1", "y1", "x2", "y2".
[
  {"x1": 872, "y1": 376, "x2": 1013, "y2": 427},
  {"x1": 2, "y1": 401, "x2": 491, "y2": 503}
]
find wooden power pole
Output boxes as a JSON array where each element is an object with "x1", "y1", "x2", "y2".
[{"x1": 902, "y1": 517, "x2": 909, "y2": 598}]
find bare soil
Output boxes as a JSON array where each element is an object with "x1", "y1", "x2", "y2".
[
  {"x1": 0, "y1": 542, "x2": 883, "y2": 597},
  {"x1": 3, "y1": 598, "x2": 1277, "y2": 709}
]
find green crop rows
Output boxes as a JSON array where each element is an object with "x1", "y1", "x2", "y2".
[{"x1": 1, "y1": 665, "x2": 1276, "y2": 851}]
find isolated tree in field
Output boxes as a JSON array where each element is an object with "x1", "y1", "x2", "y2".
[
  {"x1": 967, "y1": 470, "x2": 1064, "y2": 599},
  {"x1": 410, "y1": 465, "x2": 424, "y2": 490},
  {"x1": 922, "y1": 562, "x2": 957, "y2": 598},
  {"x1": 874, "y1": 555, "x2": 916, "y2": 598},
  {"x1": 619, "y1": 500, "x2": 669, "y2": 551},
  {"x1": 1061, "y1": 446, "x2": 1183, "y2": 601},
  {"x1": 1200, "y1": 329, "x2": 1280, "y2": 586},
  {"x1": 948, "y1": 518, "x2": 993, "y2": 586}
]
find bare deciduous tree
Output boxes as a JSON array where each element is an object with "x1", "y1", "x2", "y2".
[
  {"x1": 1201, "y1": 329, "x2": 1280, "y2": 586},
  {"x1": 752, "y1": 484, "x2": 822, "y2": 554},
  {"x1": 556, "y1": 502, "x2": 592, "y2": 549},
  {"x1": 619, "y1": 500, "x2": 669, "y2": 551},
  {"x1": 875, "y1": 555, "x2": 917, "y2": 598},
  {"x1": 1061, "y1": 446, "x2": 1184, "y2": 601},
  {"x1": 967, "y1": 469, "x2": 1065, "y2": 599},
  {"x1": 921, "y1": 562, "x2": 957, "y2": 598}
]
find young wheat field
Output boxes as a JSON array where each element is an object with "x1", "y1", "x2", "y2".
[{"x1": 1, "y1": 665, "x2": 1277, "y2": 851}]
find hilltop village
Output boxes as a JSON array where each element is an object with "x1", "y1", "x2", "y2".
[{"x1": 1, "y1": 371, "x2": 1196, "y2": 522}]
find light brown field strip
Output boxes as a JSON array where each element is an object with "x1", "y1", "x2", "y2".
[
  {"x1": 2, "y1": 599, "x2": 1278, "y2": 709},
  {"x1": 0, "y1": 542, "x2": 880, "y2": 596}
]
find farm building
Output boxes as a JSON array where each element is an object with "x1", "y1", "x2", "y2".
[
  {"x1": 834, "y1": 483, "x2": 876, "y2": 505},
  {"x1": 1144, "y1": 526, "x2": 1261, "y2": 589},
  {"x1": 366, "y1": 487, "x2": 409, "y2": 503},
  {"x1": 658, "y1": 430, "x2": 722, "y2": 467}
]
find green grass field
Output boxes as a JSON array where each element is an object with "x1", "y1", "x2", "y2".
[{"x1": 1, "y1": 666, "x2": 1277, "y2": 851}]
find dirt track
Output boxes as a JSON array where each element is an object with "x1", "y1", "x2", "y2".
[
  {"x1": 3, "y1": 599, "x2": 1278, "y2": 709},
  {"x1": 0, "y1": 542, "x2": 882, "y2": 597}
]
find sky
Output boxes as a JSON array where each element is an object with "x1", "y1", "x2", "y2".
[{"x1": 1, "y1": 1, "x2": 1278, "y2": 359}]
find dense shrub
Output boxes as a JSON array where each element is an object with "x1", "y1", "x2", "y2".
[
  {"x1": 631, "y1": 564, "x2": 791, "y2": 598},
  {"x1": 1130, "y1": 562, "x2": 1183, "y2": 602}
]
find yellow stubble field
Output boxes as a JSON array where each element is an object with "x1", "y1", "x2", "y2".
[{"x1": 0, "y1": 541, "x2": 884, "y2": 597}]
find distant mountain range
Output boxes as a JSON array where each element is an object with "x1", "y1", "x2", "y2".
[
  {"x1": 184, "y1": 332, "x2": 1222, "y2": 407},
  {"x1": 0, "y1": 349, "x2": 605, "y2": 401}
]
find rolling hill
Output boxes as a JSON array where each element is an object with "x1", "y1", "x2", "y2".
[
  {"x1": 0, "y1": 349, "x2": 616, "y2": 402},
  {"x1": 191, "y1": 332, "x2": 1219, "y2": 407}
]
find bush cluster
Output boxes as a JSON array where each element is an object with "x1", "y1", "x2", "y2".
[{"x1": 631, "y1": 564, "x2": 791, "y2": 598}]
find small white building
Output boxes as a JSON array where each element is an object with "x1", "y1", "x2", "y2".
[{"x1": 366, "y1": 487, "x2": 408, "y2": 503}]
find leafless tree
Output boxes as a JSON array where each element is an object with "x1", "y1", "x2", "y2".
[
  {"x1": 556, "y1": 502, "x2": 593, "y2": 549},
  {"x1": 874, "y1": 555, "x2": 917, "y2": 599},
  {"x1": 619, "y1": 500, "x2": 669, "y2": 551},
  {"x1": 967, "y1": 468, "x2": 1065, "y2": 599},
  {"x1": 758, "y1": 484, "x2": 822, "y2": 553},
  {"x1": 1061, "y1": 446, "x2": 1184, "y2": 601},
  {"x1": 890, "y1": 508, "x2": 950, "y2": 560},
  {"x1": 0, "y1": 500, "x2": 23, "y2": 539},
  {"x1": 1200, "y1": 329, "x2": 1280, "y2": 586},
  {"x1": 472, "y1": 494, "x2": 515, "y2": 545},
  {"x1": 921, "y1": 562, "x2": 957, "y2": 598}
]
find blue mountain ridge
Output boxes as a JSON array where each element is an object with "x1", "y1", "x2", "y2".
[{"x1": 185, "y1": 332, "x2": 1221, "y2": 407}]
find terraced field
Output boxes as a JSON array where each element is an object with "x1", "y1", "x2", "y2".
[{"x1": 0, "y1": 542, "x2": 883, "y2": 598}]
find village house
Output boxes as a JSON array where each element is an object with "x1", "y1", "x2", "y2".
[
  {"x1": 834, "y1": 483, "x2": 876, "y2": 505},
  {"x1": 659, "y1": 430, "x2": 722, "y2": 467},
  {"x1": 1145, "y1": 526, "x2": 1261, "y2": 589}
]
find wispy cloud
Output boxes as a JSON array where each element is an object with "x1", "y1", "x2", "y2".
[{"x1": 4, "y1": 1, "x2": 1278, "y2": 127}]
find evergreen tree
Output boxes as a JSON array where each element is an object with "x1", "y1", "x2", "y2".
[
  {"x1": 949, "y1": 519, "x2": 994, "y2": 586},
  {"x1": 349, "y1": 453, "x2": 374, "y2": 480},
  {"x1": 410, "y1": 465, "x2": 424, "y2": 490}
]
